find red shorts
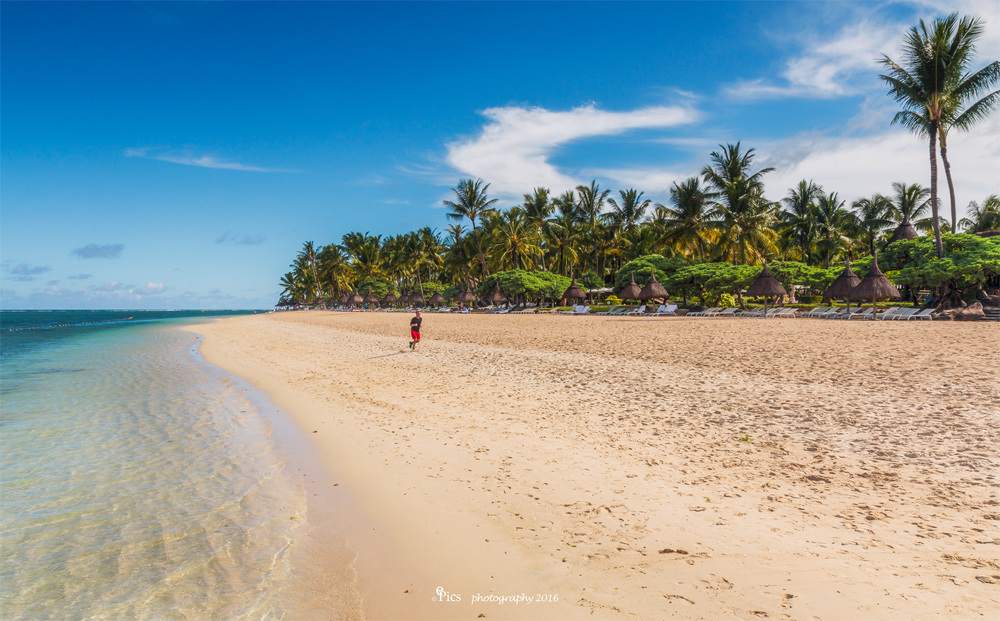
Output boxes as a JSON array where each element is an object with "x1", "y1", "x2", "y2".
[{"x1": 410, "y1": 330, "x2": 421, "y2": 340}]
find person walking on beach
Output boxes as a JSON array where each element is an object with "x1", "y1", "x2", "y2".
[{"x1": 409, "y1": 310, "x2": 422, "y2": 350}]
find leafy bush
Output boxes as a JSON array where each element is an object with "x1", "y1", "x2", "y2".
[
  {"x1": 579, "y1": 270, "x2": 603, "y2": 290},
  {"x1": 715, "y1": 293, "x2": 737, "y2": 308},
  {"x1": 476, "y1": 270, "x2": 572, "y2": 304},
  {"x1": 614, "y1": 255, "x2": 686, "y2": 292}
]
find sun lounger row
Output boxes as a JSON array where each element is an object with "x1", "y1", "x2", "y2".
[{"x1": 683, "y1": 305, "x2": 935, "y2": 320}]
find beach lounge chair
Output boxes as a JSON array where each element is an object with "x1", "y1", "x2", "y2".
[
  {"x1": 712, "y1": 308, "x2": 739, "y2": 317},
  {"x1": 818, "y1": 307, "x2": 843, "y2": 318},
  {"x1": 771, "y1": 307, "x2": 797, "y2": 318},
  {"x1": 595, "y1": 306, "x2": 619, "y2": 316},
  {"x1": 655, "y1": 304, "x2": 678, "y2": 316},
  {"x1": 907, "y1": 308, "x2": 935, "y2": 320},
  {"x1": 874, "y1": 307, "x2": 901, "y2": 320},
  {"x1": 805, "y1": 307, "x2": 830, "y2": 318},
  {"x1": 888, "y1": 308, "x2": 919, "y2": 320},
  {"x1": 624, "y1": 305, "x2": 646, "y2": 316},
  {"x1": 688, "y1": 307, "x2": 719, "y2": 317},
  {"x1": 740, "y1": 308, "x2": 765, "y2": 317},
  {"x1": 574, "y1": 305, "x2": 591, "y2": 315},
  {"x1": 845, "y1": 308, "x2": 873, "y2": 320}
]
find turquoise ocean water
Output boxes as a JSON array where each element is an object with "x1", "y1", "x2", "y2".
[{"x1": 0, "y1": 311, "x2": 360, "y2": 620}]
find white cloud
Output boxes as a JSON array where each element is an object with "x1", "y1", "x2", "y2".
[
  {"x1": 125, "y1": 148, "x2": 296, "y2": 173},
  {"x1": 444, "y1": 103, "x2": 699, "y2": 197},
  {"x1": 136, "y1": 282, "x2": 166, "y2": 295}
]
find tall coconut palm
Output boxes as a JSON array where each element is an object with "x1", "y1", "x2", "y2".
[
  {"x1": 317, "y1": 243, "x2": 349, "y2": 297},
  {"x1": 521, "y1": 187, "x2": 553, "y2": 269},
  {"x1": 443, "y1": 179, "x2": 499, "y2": 278},
  {"x1": 490, "y1": 207, "x2": 541, "y2": 271},
  {"x1": 779, "y1": 180, "x2": 823, "y2": 264},
  {"x1": 887, "y1": 182, "x2": 931, "y2": 225},
  {"x1": 657, "y1": 177, "x2": 713, "y2": 261},
  {"x1": 575, "y1": 180, "x2": 611, "y2": 276},
  {"x1": 879, "y1": 13, "x2": 998, "y2": 255},
  {"x1": 545, "y1": 212, "x2": 582, "y2": 277}
]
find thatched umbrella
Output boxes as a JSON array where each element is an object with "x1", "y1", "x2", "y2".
[
  {"x1": 488, "y1": 284, "x2": 507, "y2": 305},
  {"x1": 638, "y1": 267, "x2": 668, "y2": 302},
  {"x1": 888, "y1": 220, "x2": 919, "y2": 245},
  {"x1": 362, "y1": 292, "x2": 379, "y2": 307},
  {"x1": 382, "y1": 291, "x2": 398, "y2": 307},
  {"x1": 825, "y1": 259, "x2": 862, "y2": 314},
  {"x1": 454, "y1": 285, "x2": 477, "y2": 309},
  {"x1": 338, "y1": 292, "x2": 349, "y2": 306},
  {"x1": 410, "y1": 289, "x2": 425, "y2": 307},
  {"x1": 562, "y1": 279, "x2": 586, "y2": 304},
  {"x1": 618, "y1": 272, "x2": 641, "y2": 308},
  {"x1": 745, "y1": 262, "x2": 787, "y2": 316},
  {"x1": 428, "y1": 292, "x2": 447, "y2": 307},
  {"x1": 851, "y1": 252, "x2": 899, "y2": 318},
  {"x1": 347, "y1": 290, "x2": 363, "y2": 305}
]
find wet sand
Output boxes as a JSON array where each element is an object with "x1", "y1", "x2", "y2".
[{"x1": 190, "y1": 311, "x2": 1000, "y2": 620}]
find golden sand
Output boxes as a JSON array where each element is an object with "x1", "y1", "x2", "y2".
[{"x1": 189, "y1": 311, "x2": 999, "y2": 620}]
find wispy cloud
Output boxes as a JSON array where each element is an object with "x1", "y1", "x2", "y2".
[
  {"x1": 7, "y1": 263, "x2": 52, "y2": 277},
  {"x1": 67, "y1": 273, "x2": 92, "y2": 280},
  {"x1": 444, "y1": 103, "x2": 700, "y2": 197},
  {"x1": 72, "y1": 243, "x2": 123, "y2": 259},
  {"x1": 215, "y1": 231, "x2": 267, "y2": 246},
  {"x1": 125, "y1": 148, "x2": 297, "y2": 173},
  {"x1": 726, "y1": 19, "x2": 901, "y2": 100}
]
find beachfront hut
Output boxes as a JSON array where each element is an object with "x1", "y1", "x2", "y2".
[
  {"x1": 347, "y1": 291, "x2": 363, "y2": 306},
  {"x1": 746, "y1": 262, "x2": 787, "y2": 316},
  {"x1": 562, "y1": 279, "x2": 586, "y2": 305},
  {"x1": 382, "y1": 291, "x2": 398, "y2": 307},
  {"x1": 488, "y1": 284, "x2": 507, "y2": 306},
  {"x1": 888, "y1": 220, "x2": 919, "y2": 245},
  {"x1": 454, "y1": 285, "x2": 477, "y2": 309},
  {"x1": 428, "y1": 292, "x2": 447, "y2": 307},
  {"x1": 618, "y1": 272, "x2": 641, "y2": 308},
  {"x1": 338, "y1": 292, "x2": 349, "y2": 306},
  {"x1": 362, "y1": 292, "x2": 379, "y2": 308},
  {"x1": 410, "y1": 290, "x2": 425, "y2": 307},
  {"x1": 638, "y1": 267, "x2": 668, "y2": 302},
  {"x1": 851, "y1": 252, "x2": 899, "y2": 318},
  {"x1": 825, "y1": 259, "x2": 862, "y2": 315}
]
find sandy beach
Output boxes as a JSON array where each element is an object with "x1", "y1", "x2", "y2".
[{"x1": 189, "y1": 311, "x2": 999, "y2": 620}]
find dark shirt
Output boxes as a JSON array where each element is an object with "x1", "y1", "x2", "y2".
[{"x1": 410, "y1": 316, "x2": 422, "y2": 332}]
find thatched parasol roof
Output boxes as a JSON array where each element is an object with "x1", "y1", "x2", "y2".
[
  {"x1": 488, "y1": 284, "x2": 507, "y2": 303},
  {"x1": 825, "y1": 259, "x2": 862, "y2": 299},
  {"x1": 382, "y1": 292, "x2": 398, "y2": 304},
  {"x1": 338, "y1": 292, "x2": 349, "y2": 305},
  {"x1": 562, "y1": 279, "x2": 586, "y2": 300},
  {"x1": 410, "y1": 290, "x2": 425, "y2": 306},
  {"x1": 428, "y1": 292, "x2": 447, "y2": 305},
  {"x1": 362, "y1": 292, "x2": 379, "y2": 305},
  {"x1": 888, "y1": 220, "x2": 919, "y2": 244},
  {"x1": 347, "y1": 291, "x2": 363, "y2": 305},
  {"x1": 638, "y1": 267, "x2": 668, "y2": 300},
  {"x1": 852, "y1": 252, "x2": 899, "y2": 299},
  {"x1": 618, "y1": 272, "x2": 641, "y2": 300},
  {"x1": 746, "y1": 262, "x2": 787, "y2": 298},
  {"x1": 454, "y1": 286, "x2": 477, "y2": 303}
]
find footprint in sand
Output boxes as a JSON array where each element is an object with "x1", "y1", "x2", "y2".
[{"x1": 662, "y1": 594, "x2": 694, "y2": 605}]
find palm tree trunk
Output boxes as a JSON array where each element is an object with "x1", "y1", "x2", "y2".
[
  {"x1": 939, "y1": 131, "x2": 957, "y2": 233},
  {"x1": 471, "y1": 221, "x2": 490, "y2": 278},
  {"x1": 928, "y1": 121, "x2": 945, "y2": 258}
]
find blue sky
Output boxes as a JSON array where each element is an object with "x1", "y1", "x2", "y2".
[{"x1": 2, "y1": 1, "x2": 998, "y2": 309}]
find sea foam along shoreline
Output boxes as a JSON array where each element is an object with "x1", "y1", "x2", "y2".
[{"x1": 185, "y1": 312, "x2": 1000, "y2": 620}]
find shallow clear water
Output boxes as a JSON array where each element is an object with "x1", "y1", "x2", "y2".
[{"x1": 0, "y1": 312, "x2": 360, "y2": 620}]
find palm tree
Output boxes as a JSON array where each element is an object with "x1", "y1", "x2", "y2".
[
  {"x1": 779, "y1": 180, "x2": 823, "y2": 263},
  {"x1": 813, "y1": 192, "x2": 854, "y2": 268},
  {"x1": 443, "y1": 179, "x2": 499, "y2": 278},
  {"x1": 521, "y1": 187, "x2": 553, "y2": 269},
  {"x1": 605, "y1": 188, "x2": 650, "y2": 235},
  {"x1": 657, "y1": 177, "x2": 713, "y2": 261},
  {"x1": 702, "y1": 143, "x2": 778, "y2": 265},
  {"x1": 851, "y1": 194, "x2": 894, "y2": 255},
  {"x1": 545, "y1": 212, "x2": 581, "y2": 277},
  {"x1": 575, "y1": 180, "x2": 611, "y2": 276},
  {"x1": 490, "y1": 208, "x2": 541, "y2": 271},
  {"x1": 297, "y1": 242, "x2": 322, "y2": 300},
  {"x1": 887, "y1": 182, "x2": 931, "y2": 225},
  {"x1": 879, "y1": 13, "x2": 999, "y2": 254},
  {"x1": 959, "y1": 195, "x2": 1000, "y2": 232},
  {"x1": 317, "y1": 243, "x2": 348, "y2": 297}
]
